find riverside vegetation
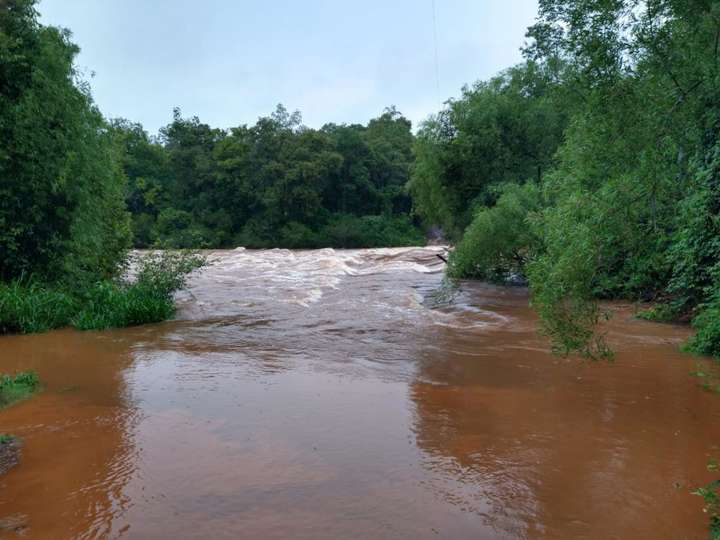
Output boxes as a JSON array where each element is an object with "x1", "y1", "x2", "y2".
[
  {"x1": 0, "y1": 372, "x2": 39, "y2": 409},
  {"x1": 2, "y1": 0, "x2": 720, "y2": 534},
  {"x1": 406, "y1": 4, "x2": 720, "y2": 533},
  {"x1": 0, "y1": 0, "x2": 418, "y2": 336},
  {"x1": 410, "y1": 1, "x2": 720, "y2": 366},
  {"x1": 6, "y1": 1, "x2": 719, "y2": 357},
  {"x1": 0, "y1": 370, "x2": 40, "y2": 472}
]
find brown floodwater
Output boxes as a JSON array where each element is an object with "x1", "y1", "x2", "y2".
[{"x1": 1, "y1": 247, "x2": 719, "y2": 539}]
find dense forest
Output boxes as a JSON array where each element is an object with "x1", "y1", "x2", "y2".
[
  {"x1": 0, "y1": 0, "x2": 421, "y2": 283},
  {"x1": 115, "y1": 105, "x2": 421, "y2": 250},
  {"x1": 410, "y1": 0, "x2": 720, "y2": 363}
]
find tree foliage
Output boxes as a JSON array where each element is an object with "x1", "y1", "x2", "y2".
[
  {"x1": 0, "y1": 0, "x2": 130, "y2": 284},
  {"x1": 116, "y1": 105, "x2": 421, "y2": 249},
  {"x1": 409, "y1": 62, "x2": 571, "y2": 238},
  {"x1": 419, "y1": 0, "x2": 720, "y2": 360},
  {"x1": 448, "y1": 183, "x2": 542, "y2": 281},
  {"x1": 524, "y1": 0, "x2": 720, "y2": 357}
]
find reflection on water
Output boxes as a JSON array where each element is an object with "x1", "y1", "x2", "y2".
[
  {"x1": 0, "y1": 247, "x2": 718, "y2": 539},
  {"x1": 0, "y1": 331, "x2": 138, "y2": 539}
]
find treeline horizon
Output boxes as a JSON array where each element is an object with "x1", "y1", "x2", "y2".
[{"x1": 113, "y1": 104, "x2": 422, "y2": 250}]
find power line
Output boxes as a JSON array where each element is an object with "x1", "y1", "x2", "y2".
[{"x1": 431, "y1": 0, "x2": 440, "y2": 101}]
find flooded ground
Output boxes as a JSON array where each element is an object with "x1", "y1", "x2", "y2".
[{"x1": 1, "y1": 247, "x2": 719, "y2": 539}]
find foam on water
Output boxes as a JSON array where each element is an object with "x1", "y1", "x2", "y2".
[{"x1": 178, "y1": 246, "x2": 450, "y2": 319}]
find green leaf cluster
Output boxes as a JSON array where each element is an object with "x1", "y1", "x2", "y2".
[
  {"x1": 114, "y1": 106, "x2": 422, "y2": 249},
  {"x1": 0, "y1": 371, "x2": 39, "y2": 408},
  {"x1": 417, "y1": 0, "x2": 720, "y2": 361},
  {"x1": 0, "y1": 0, "x2": 131, "y2": 284}
]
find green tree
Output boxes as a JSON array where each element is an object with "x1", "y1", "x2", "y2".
[
  {"x1": 409, "y1": 62, "x2": 570, "y2": 238},
  {"x1": 523, "y1": 0, "x2": 720, "y2": 357},
  {"x1": 120, "y1": 104, "x2": 421, "y2": 249},
  {"x1": 0, "y1": 0, "x2": 130, "y2": 283}
]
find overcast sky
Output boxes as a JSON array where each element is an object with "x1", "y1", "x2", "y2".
[{"x1": 38, "y1": 0, "x2": 538, "y2": 134}]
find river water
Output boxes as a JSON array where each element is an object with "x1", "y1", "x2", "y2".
[{"x1": 0, "y1": 247, "x2": 719, "y2": 539}]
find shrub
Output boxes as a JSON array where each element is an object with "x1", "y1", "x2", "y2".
[
  {"x1": 154, "y1": 209, "x2": 216, "y2": 248},
  {"x1": 448, "y1": 183, "x2": 541, "y2": 281},
  {"x1": 318, "y1": 214, "x2": 423, "y2": 248},
  {"x1": 636, "y1": 303, "x2": 680, "y2": 323},
  {"x1": 71, "y1": 281, "x2": 172, "y2": 330},
  {"x1": 0, "y1": 434, "x2": 14, "y2": 445},
  {"x1": 278, "y1": 222, "x2": 319, "y2": 249},
  {"x1": 693, "y1": 460, "x2": 720, "y2": 540},
  {"x1": 686, "y1": 292, "x2": 720, "y2": 359},
  {"x1": 234, "y1": 217, "x2": 278, "y2": 249},
  {"x1": 72, "y1": 251, "x2": 206, "y2": 330},
  {"x1": 0, "y1": 280, "x2": 76, "y2": 334},
  {"x1": 361, "y1": 215, "x2": 424, "y2": 247},
  {"x1": 0, "y1": 252, "x2": 206, "y2": 334}
]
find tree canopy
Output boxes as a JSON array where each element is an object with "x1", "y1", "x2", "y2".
[
  {"x1": 0, "y1": 0, "x2": 130, "y2": 284},
  {"x1": 415, "y1": 0, "x2": 720, "y2": 359},
  {"x1": 114, "y1": 105, "x2": 421, "y2": 249}
]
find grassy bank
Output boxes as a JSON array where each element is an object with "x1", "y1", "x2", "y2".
[
  {"x1": 0, "y1": 372, "x2": 40, "y2": 409},
  {"x1": 0, "y1": 252, "x2": 205, "y2": 335},
  {"x1": 0, "y1": 372, "x2": 40, "y2": 476},
  {"x1": 693, "y1": 460, "x2": 720, "y2": 540}
]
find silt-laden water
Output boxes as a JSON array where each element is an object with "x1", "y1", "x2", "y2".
[{"x1": 1, "y1": 247, "x2": 719, "y2": 539}]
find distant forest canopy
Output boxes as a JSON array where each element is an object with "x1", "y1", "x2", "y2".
[
  {"x1": 114, "y1": 105, "x2": 423, "y2": 250},
  {"x1": 409, "y1": 60, "x2": 571, "y2": 239}
]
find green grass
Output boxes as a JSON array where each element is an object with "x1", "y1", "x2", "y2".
[
  {"x1": 72, "y1": 251, "x2": 205, "y2": 330},
  {"x1": 71, "y1": 281, "x2": 175, "y2": 330},
  {"x1": 0, "y1": 251, "x2": 205, "y2": 335},
  {"x1": 0, "y1": 280, "x2": 76, "y2": 334},
  {"x1": 0, "y1": 371, "x2": 40, "y2": 409},
  {"x1": 0, "y1": 434, "x2": 15, "y2": 445}
]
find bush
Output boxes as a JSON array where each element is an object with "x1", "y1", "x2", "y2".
[
  {"x1": 71, "y1": 281, "x2": 173, "y2": 330},
  {"x1": 154, "y1": 209, "x2": 216, "y2": 248},
  {"x1": 234, "y1": 217, "x2": 279, "y2": 249},
  {"x1": 686, "y1": 291, "x2": 720, "y2": 359},
  {"x1": 0, "y1": 280, "x2": 76, "y2": 334},
  {"x1": 636, "y1": 303, "x2": 680, "y2": 323},
  {"x1": 278, "y1": 222, "x2": 319, "y2": 249},
  {"x1": 72, "y1": 251, "x2": 206, "y2": 330},
  {"x1": 232, "y1": 214, "x2": 423, "y2": 249},
  {"x1": 318, "y1": 214, "x2": 423, "y2": 248},
  {"x1": 448, "y1": 183, "x2": 541, "y2": 280},
  {"x1": 692, "y1": 460, "x2": 720, "y2": 540},
  {"x1": 0, "y1": 371, "x2": 40, "y2": 408},
  {"x1": 0, "y1": 434, "x2": 14, "y2": 445},
  {"x1": 0, "y1": 252, "x2": 206, "y2": 334}
]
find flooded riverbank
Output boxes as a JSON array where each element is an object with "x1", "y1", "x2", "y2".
[{"x1": 1, "y1": 247, "x2": 718, "y2": 539}]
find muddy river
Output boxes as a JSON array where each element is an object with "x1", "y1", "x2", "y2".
[{"x1": 1, "y1": 247, "x2": 719, "y2": 539}]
